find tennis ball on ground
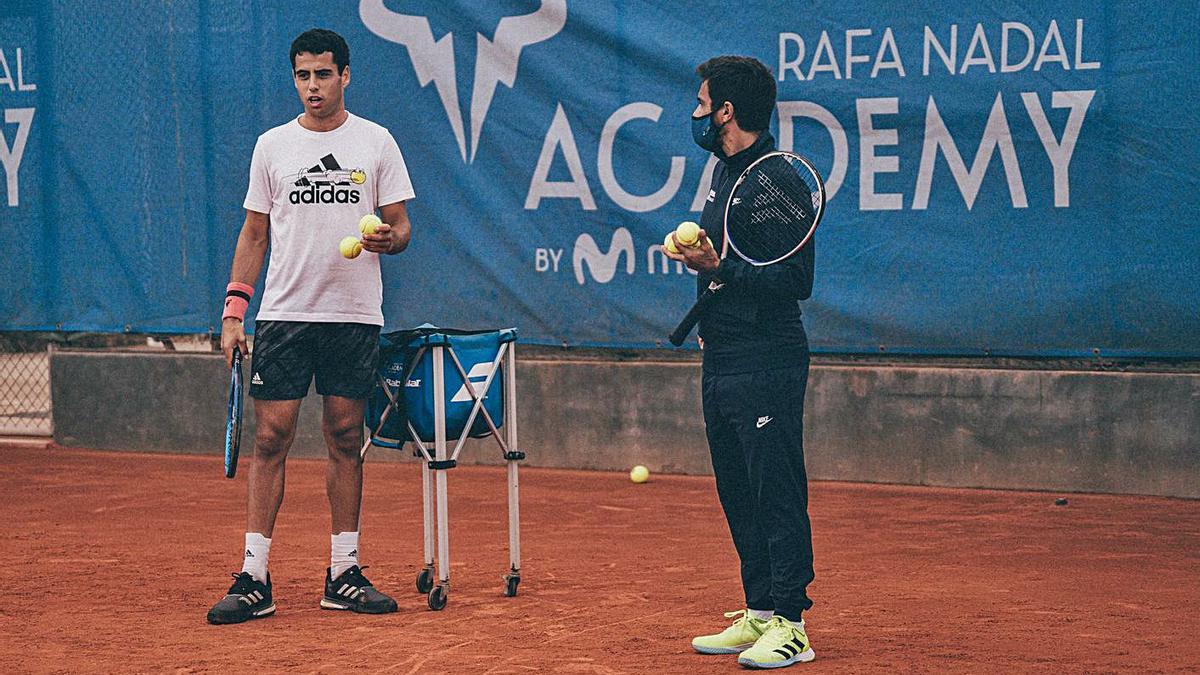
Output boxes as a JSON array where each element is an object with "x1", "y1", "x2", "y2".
[
  {"x1": 359, "y1": 214, "x2": 383, "y2": 235},
  {"x1": 675, "y1": 221, "x2": 701, "y2": 247},
  {"x1": 339, "y1": 236, "x2": 363, "y2": 259},
  {"x1": 663, "y1": 232, "x2": 680, "y2": 255},
  {"x1": 630, "y1": 465, "x2": 650, "y2": 483}
]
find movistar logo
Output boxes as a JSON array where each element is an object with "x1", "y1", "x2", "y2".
[
  {"x1": 360, "y1": 0, "x2": 567, "y2": 163},
  {"x1": 573, "y1": 227, "x2": 634, "y2": 285}
]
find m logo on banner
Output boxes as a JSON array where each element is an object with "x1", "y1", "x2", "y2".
[
  {"x1": 360, "y1": 0, "x2": 567, "y2": 163},
  {"x1": 573, "y1": 228, "x2": 634, "y2": 285}
]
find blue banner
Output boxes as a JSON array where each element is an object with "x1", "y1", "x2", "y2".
[{"x1": 1, "y1": 1, "x2": 1197, "y2": 356}]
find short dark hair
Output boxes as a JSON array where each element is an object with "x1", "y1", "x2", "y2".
[
  {"x1": 290, "y1": 28, "x2": 350, "y2": 73},
  {"x1": 696, "y1": 56, "x2": 776, "y2": 132}
]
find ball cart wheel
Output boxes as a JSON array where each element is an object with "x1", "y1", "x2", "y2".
[
  {"x1": 428, "y1": 585, "x2": 448, "y2": 611},
  {"x1": 416, "y1": 567, "x2": 434, "y2": 594},
  {"x1": 504, "y1": 575, "x2": 520, "y2": 597}
]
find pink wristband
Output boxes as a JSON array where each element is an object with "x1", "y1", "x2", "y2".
[{"x1": 222, "y1": 282, "x2": 255, "y2": 321}]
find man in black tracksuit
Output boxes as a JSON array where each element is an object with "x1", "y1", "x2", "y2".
[{"x1": 664, "y1": 56, "x2": 817, "y2": 669}]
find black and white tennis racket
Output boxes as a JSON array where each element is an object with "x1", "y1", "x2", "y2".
[
  {"x1": 224, "y1": 347, "x2": 244, "y2": 479},
  {"x1": 668, "y1": 150, "x2": 825, "y2": 346}
]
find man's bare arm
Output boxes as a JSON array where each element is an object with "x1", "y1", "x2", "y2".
[{"x1": 221, "y1": 210, "x2": 270, "y2": 365}]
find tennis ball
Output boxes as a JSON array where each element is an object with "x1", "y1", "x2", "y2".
[
  {"x1": 630, "y1": 465, "x2": 650, "y2": 483},
  {"x1": 675, "y1": 221, "x2": 701, "y2": 247},
  {"x1": 359, "y1": 214, "x2": 382, "y2": 235},
  {"x1": 663, "y1": 232, "x2": 680, "y2": 255},
  {"x1": 339, "y1": 236, "x2": 363, "y2": 259}
]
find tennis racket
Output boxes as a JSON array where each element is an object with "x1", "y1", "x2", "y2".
[
  {"x1": 668, "y1": 150, "x2": 825, "y2": 346},
  {"x1": 224, "y1": 346, "x2": 244, "y2": 479}
]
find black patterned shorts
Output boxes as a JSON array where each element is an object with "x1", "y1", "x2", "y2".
[{"x1": 249, "y1": 321, "x2": 381, "y2": 400}]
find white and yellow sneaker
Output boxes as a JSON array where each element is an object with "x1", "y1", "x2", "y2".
[
  {"x1": 691, "y1": 610, "x2": 771, "y2": 654},
  {"x1": 737, "y1": 615, "x2": 815, "y2": 668}
]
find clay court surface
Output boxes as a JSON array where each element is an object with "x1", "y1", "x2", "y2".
[{"x1": 1, "y1": 445, "x2": 1197, "y2": 674}]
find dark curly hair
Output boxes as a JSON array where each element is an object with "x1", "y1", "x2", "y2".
[
  {"x1": 696, "y1": 55, "x2": 776, "y2": 132},
  {"x1": 290, "y1": 28, "x2": 350, "y2": 73}
]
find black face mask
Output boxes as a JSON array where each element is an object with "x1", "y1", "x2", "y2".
[{"x1": 691, "y1": 108, "x2": 724, "y2": 152}]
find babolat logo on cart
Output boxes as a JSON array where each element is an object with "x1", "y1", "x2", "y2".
[
  {"x1": 451, "y1": 362, "x2": 495, "y2": 402},
  {"x1": 405, "y1": 378, "x2": 422, "y2": 388},
  {"x1": 289, "y1": 153, "x2": 364, "y2": 204}
]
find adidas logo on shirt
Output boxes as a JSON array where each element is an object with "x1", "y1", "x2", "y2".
[
  {"x1": 290, "y1": 184, "x2": 361, "y2": 205},
  {"x1": 288, "y1": 153, "x2": 364, "y2": 204},
  {"x1": 252, "y1": 373, "x2": 264, "y2": 385}
]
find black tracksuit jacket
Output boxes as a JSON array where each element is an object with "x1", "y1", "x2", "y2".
[{"x1": 696, "y1": 132, "x2": 815, "y2": 374}]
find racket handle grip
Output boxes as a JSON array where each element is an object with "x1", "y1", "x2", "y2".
[
  {"x1": 668, "y1": 306, "x2": 703, "y2": 346},
  {"x1": 670, "y1": 280, "x2": 725, "y2": 346}
]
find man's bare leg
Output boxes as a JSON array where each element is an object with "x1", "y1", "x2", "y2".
[
  {"x1": 246, "y1": 398, "x2": 303, "y2": 535},
  {"x1": 323, "y1": 395, "x2": 366, "y2": 533}
]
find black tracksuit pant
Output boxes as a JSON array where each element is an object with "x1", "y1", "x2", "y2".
[{"x1": 702, "y1": 357, "x2": 814, "y2": 621}]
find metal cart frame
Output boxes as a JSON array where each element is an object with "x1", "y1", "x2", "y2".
[{"x1": 360, "y1": 329, "x2": 523, "y2": 610}]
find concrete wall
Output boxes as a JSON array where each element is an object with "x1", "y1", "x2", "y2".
[
  {"x1": 51, "y1": 351, "x2": 338, "y2": 459},
  {"x1": 50, "y1": 350, "x2": 1200, "y2": 498}
]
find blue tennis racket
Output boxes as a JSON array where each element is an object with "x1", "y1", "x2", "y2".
[{"x1": 224, "y1": 347, "x2": 244, "y2": 479}]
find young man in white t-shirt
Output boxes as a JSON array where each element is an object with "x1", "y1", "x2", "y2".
[{"x1": 208, "y1": 28, "x2": 415, "y2": 625}]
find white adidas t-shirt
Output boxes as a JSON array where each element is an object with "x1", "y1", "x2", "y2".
[{"x1": 244, "y1": 112, "x2": 415, "y2": 326}]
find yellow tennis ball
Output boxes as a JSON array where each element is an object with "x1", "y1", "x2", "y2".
[
  {"x1": 339, "y1": 236, "x2": 363, "y2": 259},
  {"x1": 350, "y1": 169, "x2": 367, "y2": 184},
  {"x1": 358, "y1": 214, "x2": 382, "y2": 235},
  {"x1": 675, "y1": 221, "x2": 701, "y2": 247},
  {"x1": 663, "y1": 232, "x2": 680, "y2": 255},
  {"x1": 630, "y1": 465, "x2": 650, "y2": 483}
]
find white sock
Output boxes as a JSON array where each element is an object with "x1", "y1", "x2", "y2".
[
  {"x1": 748, "y1": 608, "x2": 774, "y2": 621},
  {"x1": 241, "y1": 532, "x2": 271, "y2": 583},
  {"x1": 330, "y1": 531, "x2": 360, "y2": 579}
]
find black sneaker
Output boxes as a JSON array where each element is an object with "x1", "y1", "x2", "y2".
[
  {"x1": 206, "y1": 572, "x2": 275, "y2": 625},
  {"x1": 320, "y1": 565, "x2": 398, "y2": 614}
]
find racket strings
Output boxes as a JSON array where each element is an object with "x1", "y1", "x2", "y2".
[{"x1": 754, "y1": 170, "x2": 810, "y2": 224}]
